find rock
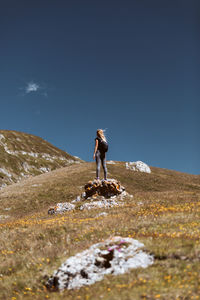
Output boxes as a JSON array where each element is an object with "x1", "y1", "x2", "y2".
[
  {"x1": 79, "y1": 194, "x2": 126, "y2": 211},
  {"x1": 0, "y1": 168, "x2": 12, "y2": 178},
  {"x1": 96, "y1": 212, "x2": 108, "y2": 217},
  {"x1": 107, "y1": 160, "x2": 116, "y2": 164},
  {"x1": 48, "y1": 179, "x2": 127, "y2": 214},
  {"x1": 0, "y1": 215, "x2": 9, "y2": 220},
  {"x1": 72, "y1": 196, "x2": 81, "y2": 203},
  {"x1": 46, "y1": 236, "x2": 154, "y2": 291},
  {"x1": 84, "y1": 179, "x2": 125, "y2": 199},
  {"x1": 48, "y1": 207, "x2": 57, "y2": 215},
  {"x1": 48, "y1": 202, "x2": 75, "y2": 214},
  {"x1": 125, "y1": 161, "x2": 151, "y2": 173}
]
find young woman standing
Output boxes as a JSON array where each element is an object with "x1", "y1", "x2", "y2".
[{"x1": 93, "y1": 129, "x2": 108, "y2": 180}]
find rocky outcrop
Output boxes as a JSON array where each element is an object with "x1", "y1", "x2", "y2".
[
  {"x1": 46, "y1": 236, "x2": 154, "y2": 291},
  {"x1": 48, "y1": 179, "x2": 129, "y2": 214},
  {"x1": 125, "y1": 161, "x2": 151, "y2": 173},
  {"x1": 84, "y1": 179, "x2": 125, "y2": 199}
]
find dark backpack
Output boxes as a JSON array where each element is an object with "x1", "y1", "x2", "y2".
[{"x1": 98, "y1": 138, "x2": 108, "y2": 153}]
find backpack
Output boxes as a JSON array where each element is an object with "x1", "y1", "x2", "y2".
[{"x1": 98, "y1": 138, "x2": 108, "y2": 153}]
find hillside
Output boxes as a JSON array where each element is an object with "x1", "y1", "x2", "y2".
[
  {"x1": 0, "y1": 130, "x2": 82, "y2": 189},
  {"x1": 0, "y1": 161, "x2": 200, "y2": 299}
]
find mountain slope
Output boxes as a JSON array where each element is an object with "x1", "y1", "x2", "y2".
[
  {"x1": 0, "y1": 161, "x2": 200, "y2": 217},
  {"x1": 0, "y1": 162, "x2": 200, "y2": 299},
  {"x1": 0, "y1": 130, "x2": 82, "y2": 189}
]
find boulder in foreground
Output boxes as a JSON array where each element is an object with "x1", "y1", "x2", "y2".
[{"x1": 46, "y1": 236, "x2": 154, "y2": 290}]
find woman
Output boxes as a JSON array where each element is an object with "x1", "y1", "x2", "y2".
[{"x1": 93, "y1": 129, "x2": 108, "y2": 180}]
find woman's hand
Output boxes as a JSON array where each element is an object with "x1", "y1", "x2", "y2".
[{"x1": 93, "y1": 153, "x2": 96, "y2": 160}]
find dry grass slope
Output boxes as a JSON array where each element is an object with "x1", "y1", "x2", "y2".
[{"x1": 0, "y1": 161, "x2": 200, "y2": 300}]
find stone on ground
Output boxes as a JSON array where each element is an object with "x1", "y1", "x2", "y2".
[
  {"x1": 125, "y1": 161, "x2": 151, "y2": 173},
  {"x1": 46, "y1": 236, "x2": 154, "y2": 291},
  {"x1": 48, "y1": 179, "x2": 128, "y2": 214},
  {"x1": 84, "y1": 179, "x2": 125, "y2": 199}
]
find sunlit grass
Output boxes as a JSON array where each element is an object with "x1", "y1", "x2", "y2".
[{"x1": 0, "y1": 162, "x2": 200, "y2": 299}]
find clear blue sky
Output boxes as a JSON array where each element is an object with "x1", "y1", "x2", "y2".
[{"x1": 0, "y1": 0, "x2": 199, "y2": 174}]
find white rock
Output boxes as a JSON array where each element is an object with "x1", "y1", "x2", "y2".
[
  {"x1": 26, "y1": 152, "x2": 38, "y2": 157},
  {"x1": 107, "y1": 161, "x2": 116, "y2": 164},
  {"x1": 96, "y1": 212, "x2": 108, "y2": 217},
  {"x1": 22, "y1": 162, "x2": 31, "y2": 172},
  {"x1": 54, "y1": 190, "x2": 127, "y2": 214},
  {"x1": 1, "y1": 147, "x2": 71, "y2": 163},
  {"x1": 47, "y1": 236, "x2": 153, "y2": 290},
  {"x1": 0, "y1": 183, "x2": 7, "y2": 190},
  {"x1": 4, "y1": 147, "x2": 16, "y2": 155},
  {"x1": 125, "y1": 161, "x2": 151, "y2": 173},
  {"x1": 39, "y1": 167, "x2": 51, "y2": 173},
  {"x1": 0, "y1": 168, "x2": 12, "y2": 178},
  {"x1": 67, "y1": 159, "x2": 76, "y2": 163},
  {"x1": 55, "y1": 202, "x2": 75, "y2": 213},
  {"x1": 0, "y1": 134, "x2": 5, "y2": 141},
  {"x1": 79, "y1": 198, "x2": 123, "y2": 211},
  {"x1": 0, "y1": 215, "x2": 9, "y2": 220},
  {"x1": 72, "y1": 196, "x2": 81, "y2": 203}
]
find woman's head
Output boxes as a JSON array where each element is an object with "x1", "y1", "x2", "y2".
[{"x1": 97, "y1": 129, "x2": 106, "y2": 142}]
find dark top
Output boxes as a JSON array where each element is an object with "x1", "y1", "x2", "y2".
[
  {"x1": 95, "y1": 137, "x2": 104, "y2": 152},
  {"x1": 95, "y1": 137, "x2": 108, "y2": 153}
]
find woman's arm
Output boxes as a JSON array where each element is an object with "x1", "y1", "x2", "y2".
[{"x1": 93, "y1": 139, "x2": 98, "y2": 160}]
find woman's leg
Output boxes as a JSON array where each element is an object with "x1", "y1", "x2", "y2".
[
  {"x1": 100, "y1": 152, "x2": 107, "y2": 180},
  {"x1": 95, "y1": 150, "x2": 101, "y2": 179}
]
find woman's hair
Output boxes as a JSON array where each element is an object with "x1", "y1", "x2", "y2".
[{"x1": 97, "y1": 129, "x2": 107, "y2": 142}]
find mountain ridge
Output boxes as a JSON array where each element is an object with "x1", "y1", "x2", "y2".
[{"x1": 0, "y1": 129, "x2": 82, "y2": 189}]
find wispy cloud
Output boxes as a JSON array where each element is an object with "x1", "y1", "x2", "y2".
[
  {"x1": 25, "y1": 81, "x2": 40, "y2": 93},
  {"x1": 18, "y1": 80, "x2": 49, "y2": 97}
]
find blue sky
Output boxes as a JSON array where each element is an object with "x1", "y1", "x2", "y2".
[{"x1": 0, "y1": 0, "x2": 199, "y2": 174}]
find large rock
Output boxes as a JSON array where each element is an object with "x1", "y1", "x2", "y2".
[
  {"x1": 125, "y1": 161, "x2": 151, "y2": 173},
  {"x1": 48, "y1": 179, "x2": 127, "y2": 214},
  {"x1": 46, "y1": 236, "x2": 154, "y2": 291},
  {"x1": 84, "y1": 179, "x2": 125, "y2": 199},
  {"x1": 46, "y1": 236, "x2": 153, "y2": 291}
]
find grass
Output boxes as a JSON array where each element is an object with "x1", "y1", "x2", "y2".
[{"x1": 0, "y1": 161, "x2": 200, "y2": 299}]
